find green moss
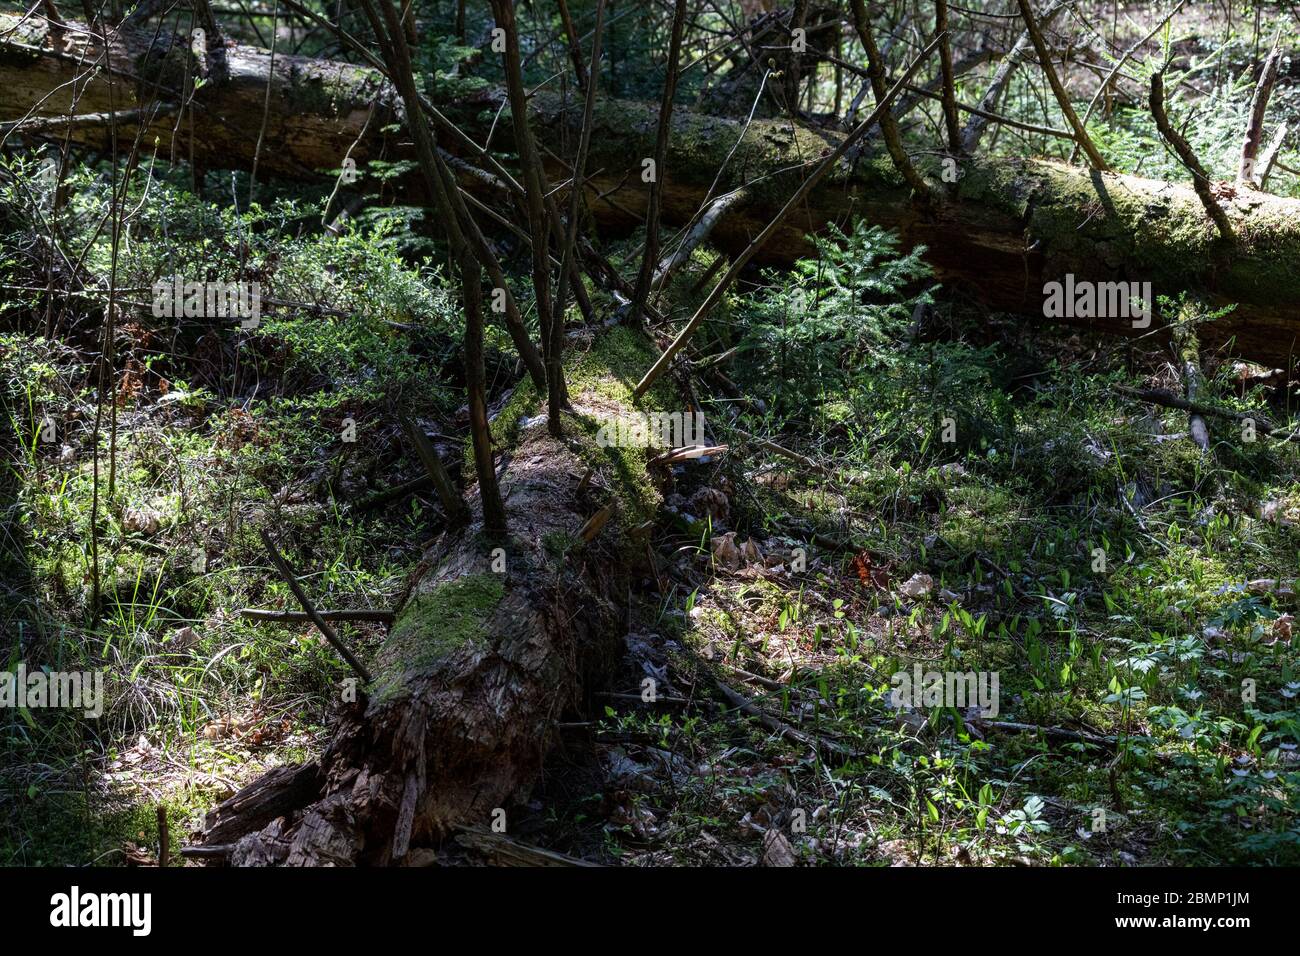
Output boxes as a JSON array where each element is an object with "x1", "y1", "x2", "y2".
[
  {"x1": 542, "y1": 530, "x2": 573, "y2": 558},
  {"x1": 373, "y1": 573, "x2": 504, "y2": 699},
  {"x1": 463, "y1": 376, "x2": 542, "y2": 480},
  {"x1": 954, "y1": 156, "x2": 1300, "y2": 310},
  {"x1": 568, "y1": 324, "x2": 677, "y2": 409},
  {"x1": 563, "y1": 328, "x2": 675, "y2": 526}
]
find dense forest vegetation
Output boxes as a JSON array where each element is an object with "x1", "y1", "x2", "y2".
[{"x1": 0, "y1": 0, "x2": 1298, "y2": 869}]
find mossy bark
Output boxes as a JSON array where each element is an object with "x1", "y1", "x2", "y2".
[{"x1": 0, "y1": 13, "x2": 390, "y2": 180}]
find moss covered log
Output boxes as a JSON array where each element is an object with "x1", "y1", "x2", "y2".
[
  {"x1": 0, "y1": 13, "x2": 390, "y2": 180},
  {"x1": 515, "y1": 91, "x2": 1300, "y2": 362},
  {"x1": 194, "y1": 329, "x2": 671, "y2": 865},
  {"x1": 4, "y1": 14, "x2": 1299, "y2": 362}
]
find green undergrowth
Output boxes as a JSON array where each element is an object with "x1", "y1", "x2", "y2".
[{"x1": 551, "y1": 219, "x2": 1300, "y2": 867}]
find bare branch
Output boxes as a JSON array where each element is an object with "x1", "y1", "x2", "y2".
[
  {"x1": 849, "y1": 0, "x2": 931, "y2": 201},
  {"x1": 260, "y1": 529, "x2": 372, "y2": 684},
  {"x1": 1149, "y1": 69, "x2": 1234, "y2": 242},
  {"x1": 1239, "y1": 35, "x2": 1282, "y2": 185},
  {"x1": 1011, "y1": 0, "x2": 1107, "y2": 169}
]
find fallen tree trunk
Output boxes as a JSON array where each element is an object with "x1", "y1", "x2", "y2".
[
  {"x1": 4, "y1": 13, "x2": 1300, "y2": 364},
  {"x1": 0, "y1": 13, "x2": 391, "y2": 180},
  {"x1": 193, "y1": 330, "x2": 658, "y2": 865}
]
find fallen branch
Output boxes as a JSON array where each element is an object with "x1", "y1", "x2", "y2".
[
  {"x1": 352, "y1": 474, "x2": 432, "y2": 513},
  {"x1": 453, "y1": 825, "x2": 600, "y2": 866},
  {"x1": 974, "y1": 719, "x2": 1116, "y2": 746},
  {"x1": 1116, "y1": 386, "x2": 1290, "y2": 439},
  {"x1": 731, "y1": 427, "x2": 837, "y2": 478},
  {"x1": 652, "y1": 188, "x2": 749, "y2": 291},
  {"x1": 239, "y1": 607, "x2": 396, "y2": 625},
  {"x1": 259, "y1": 529, "x2": 372, "y2": 683},
  {"x1": 715, "y1": 677, "x2": 850, "y2": 759}
]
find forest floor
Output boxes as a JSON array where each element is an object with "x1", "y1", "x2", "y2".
[{"x1": 3, "y1": 205, "x2": 1298, "y2": 865}]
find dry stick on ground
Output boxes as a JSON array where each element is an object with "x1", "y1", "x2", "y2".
[
  {"x1": 1239, "y1": 35, "x2": 1282, "y2": 186},
  {"x1": 239, "y1": 608, "x2": 396, "y2": 624},
  {"x1": 352, "y1": 473, "x2": 432, "y2": 513},
  {"x1": 973, "y1": 719, "x2": 1117, "y2": 747},
  {"x1": 934, "y1": 0, "x2": 962, "y2": 154},
  {"x1": 730, "y1": 426, "x2": 838, "y2": 478},
  {"x1": 1115, "y1": 386, "x2": 1293, "y2": 439},
  {"x1": 849, "y1": 0, "x2": 931, "y2": 202},
  {"x1": 453, "y1": 825, "x2": 601, "y2": 866},
  {"x1": 630, "y1": 0, "x2": 688, "y2": 325},
  {"x1": 1149, "y1": 69, "x2": 1235, "y2": 242},
  {"x1": 714, "y1": 678, "x2": 851, "y2": 759},
  {"x1": 961, "y1": 0, "x2": 1066, "y2": 154},
  {"x1": 1072, "y1": 0, "x2": 1186, "y2": 164},
  {"x1": 548, "y1": 0, "x2": 605, "y2": 437},
  {"x1": 633, "y1": 33, "x2": 944, "y2": 400},
  {"x1": 403, "y1": 415, "x2": 470, "y2": 526},
  {"x1": 260, "y1": 529, "x2": 372, "y2": 683},
  {"x1": 1011, "y1": 0, "x2": 1107, "y2": 170}
]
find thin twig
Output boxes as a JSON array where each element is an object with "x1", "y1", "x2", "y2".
[{"x1": 260, "y1": 529, "x2": 372, "y2": 683}]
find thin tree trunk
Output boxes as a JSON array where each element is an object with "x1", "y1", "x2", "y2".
[
  {"x1": 934, "y1": 0, "x2": 962, "y2": 154},
  {"x1": 548, "y1": 0, "x2": 606, "y2": 436},
  {"x1": 1011, "y1": 0, "x2": 1108, "y2": 169},
  {"x1": 849, "y1": 0, "x2": 931, "y2": 201},
  {"x1": 630, "y1": 0, "x2": 688, "y2": 324}
]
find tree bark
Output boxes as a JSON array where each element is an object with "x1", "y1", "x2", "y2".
[{"x1": 4, "y1": 13, "x2": 1300, "y2": 364}]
